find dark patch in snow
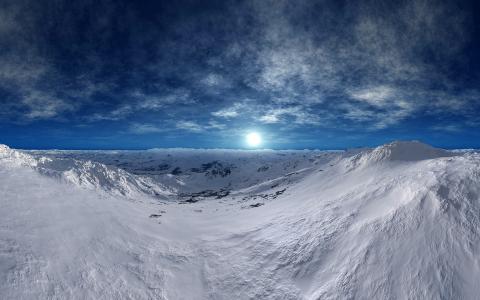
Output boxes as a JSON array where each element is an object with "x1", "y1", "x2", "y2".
[
  {"x1": 171, "y1": 167, "x2": 182, "y2": 175},
  {"x1": 257, "y1": 166, "x2": 269, "y2": 172}
]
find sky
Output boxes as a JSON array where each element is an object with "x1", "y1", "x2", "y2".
[{"x1": 1, "y1": 0, "x2": 480, "y2": 149}]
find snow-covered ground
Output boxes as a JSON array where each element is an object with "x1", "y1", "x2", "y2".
[{"x1": 2, "y1": 141, "x2": 480, "y2": 299}]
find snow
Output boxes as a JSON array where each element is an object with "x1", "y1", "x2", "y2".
[
  {"x1": 1, "y1": 141, "x2": 480, "y2": 299},
  {"x1": 348, "y1": 141, "x2": 457, "y2": 170}
]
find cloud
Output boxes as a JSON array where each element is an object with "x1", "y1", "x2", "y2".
[
  {"x1": 342, "y1": 86, "x2": 416, "y2": 129},
  {"x1": 349, "y1": 86, "x2": 395, "y2": 107},
  {"x1": 175, "y1": 119, "x2": 229, "y2": 133},
  {"x1": 88, "y1": 105, "x2": 133, "y2": 122},
  {"x1": 176, "y1": 120, "x2": 203, "y2": 132},
  {"x1": 207, "y1": 120, "x2": 226, "y2": 130},
  {"x1": 201, "y1": 73, "x2": 230, "y2": 88},
  {"x1": 135, "y1": 89, "x2": 194, "y2": 110},
  {"x1": 130, "y1": 120, "x2": 226, "y2": 135},
  {"x1": 431, "y1": 124, "x2": 462, "y2": 133},
  {"x1": 259, "y1": 106, "x2": 320, "y2": 125},
  {"x1": 259, "y1": 114, "x2": 279, "y2": 124},
  {"x1": 87, "y1": 89, "x2": 195, "y2": 122},
  {"x1": 128, "y1": 123, "x2": 165, "y2": 134},
  {"x1": 211, "y1": 102, "x2": 246, "y2": 118},
  {"x1": 22, "y1": 93, "x2": 73, "y2": 120},
  {"x1": 230, "y1": 0, "x2": 478, "y2": 131}
]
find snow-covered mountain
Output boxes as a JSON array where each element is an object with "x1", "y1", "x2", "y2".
[
  {"x1": 25, "y1": 148, "x2": 337, "y2": 193},
  {"x1": 2, "y1": 141, "x2": 480, "y2": 299},
  {"x1": 1, "y1": 144, "x2": 174, "y2": 200}
]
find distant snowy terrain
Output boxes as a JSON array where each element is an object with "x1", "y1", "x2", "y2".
[{"x1": 2, "y1": 141, "x2": 480, "y2": 299}]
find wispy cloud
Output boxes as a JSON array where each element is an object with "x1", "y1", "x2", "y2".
[
  {"x1": 22, "y1": 91, "x2": 74, "y2": 120},
  {"x1": 350, "y1": 86, "x2": 395, "y2": 107},
  {"x1": 128, "y1": 123, "x2": 166, "y2": 134},
  {"x1": 212, "y1": 102, "x2": 246, "y2": 118},
  {"x1": 431, "y1": 124, "x2": 462, "y2": 133},
  {"x1": 259, "y1": 106, "x2": 320, "y2": 125},
  {"x1": 87, "y1": 89, "x2": 195, "y2": 122},
  {"x1": 176, "y1": 120, "x2": 203, "y2": 132}
]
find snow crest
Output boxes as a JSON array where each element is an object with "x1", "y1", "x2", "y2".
[
  {"x1": 348, "y1": 141, "x2": 456, "y2": 169},
  {"x1": 0, "y1": 144, "x2": 38, "y2": 166},
  {"x1": 0, "y1": 145, "x2": 174, "y2": 199}
]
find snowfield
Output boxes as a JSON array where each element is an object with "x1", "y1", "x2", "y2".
[{"x1": 1, "y1": 141, "x2": 480, "y2": 299}]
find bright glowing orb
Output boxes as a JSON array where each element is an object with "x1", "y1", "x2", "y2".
[{"x1": 246, "y1": 132, "x2": 262, "y2": 147}]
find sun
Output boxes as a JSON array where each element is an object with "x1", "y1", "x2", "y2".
[{"x1": 246, "y1": 132, "x2": 262, "y2": 147}]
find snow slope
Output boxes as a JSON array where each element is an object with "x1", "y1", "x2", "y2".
[{"x1": 2, "y1": 142, "x2": 480, "y2": 299}]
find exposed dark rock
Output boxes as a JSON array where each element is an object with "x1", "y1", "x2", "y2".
[
  {"x1": 184, "y1": 198, "x2": 198, "y2": 203},
  {"x1": 179, "y1": 188, "x2": 230, "y2": 203},
  {"x1": 201, "y1": 161, "x2": 235, "y2": 178},
  {"x1": 171, "y1": 167, "x2": 182, "y2": 175},
  {"x1": 257, "y1": 166, "x2": 269, "y2": 172},
  {"x1": 157, "y1": 164, "x2": 170, "y2": 171}
]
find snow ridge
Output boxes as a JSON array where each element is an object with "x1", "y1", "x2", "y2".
[
  {"x1": 348, "y1": 141, "x2": 456, "y2": 169},
  {"x1": 369, "y1": 140, "x2": 454, "y2": 161},
  {"x1": 0, "y1": 144, "x2": 174, "y2": 199}
]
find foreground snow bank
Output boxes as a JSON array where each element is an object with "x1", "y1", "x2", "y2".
[{"x1": 0, "y1": 161, "x2": 203, "y2": 299}]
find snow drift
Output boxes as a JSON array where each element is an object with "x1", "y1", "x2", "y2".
[{"x1": 1, "y1": 141, "x2": 480, "y2": 299}]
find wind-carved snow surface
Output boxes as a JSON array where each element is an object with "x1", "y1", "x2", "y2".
[{"x1": 1, "y1": 142, "x2": 480, "y2": 299}]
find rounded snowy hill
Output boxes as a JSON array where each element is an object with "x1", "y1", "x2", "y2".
[
  {"x1": 1, "y1": 141, "x2": 480, "y2": 299},
  {"x1": 344, "y1": 141, "x2": 459, "y2": 172}
]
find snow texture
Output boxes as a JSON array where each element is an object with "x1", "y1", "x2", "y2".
[{"x1": 1, "y1": 141, "x2": 480, "y2": 299}]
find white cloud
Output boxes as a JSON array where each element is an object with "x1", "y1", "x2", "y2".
[
  {"x1": 130, "y1": 120, "x2": 226, "y2": 135},
  {"x1": 201, "y1": 73, "x2": 228, "y2": 88},
  {"x1": 207, "y1": 120, "x2": 226, "y2": 130},
  {"x1": 22, "y1": 91, "x2": 74, "y2": 120},
  {"x1": 88, "y1": 105, "x2": 133, "y2": 121},
  {"x1": 175, "y1": 119, "x2": 229, "y2": 132},
  {"x1": 176, "y1": 120, "x2": 203, "y2": 132},
  {"x1": 87, "y1": 89, "x2": 195, "y2": 122},
  {"x1": 135, "y1": 89, "x2": 193, "y2": 110},
  {"x1": 128, "y1": 123, "x2": 165, "y2": 134},
  {"x1": 259, "y1": 114, "x2": 279, "y2": 123},
  {"x1": 259, "y1": 106, "x2": 319, "y2": 125},
  {"x1": 349, "y1": 86, "x2": 395, "y2": 107},
  {"x1": 212, "y1": 103, "x2": 245, "y2": 118},
  {"x1": 342, "y1": 94, "x2": 415, "y2": 130}
]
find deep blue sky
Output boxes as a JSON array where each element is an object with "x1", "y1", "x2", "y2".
[{"x1": 1, "y1": 0, "x2": 480, "y2": 149}]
